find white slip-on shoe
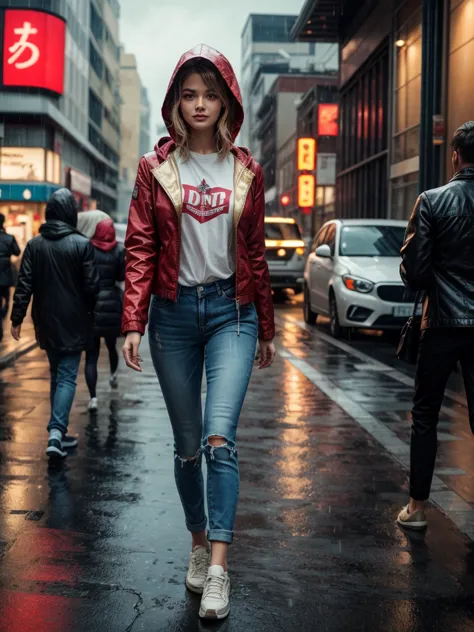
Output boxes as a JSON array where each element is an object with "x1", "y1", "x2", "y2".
[
  {"x1": 397, "y1": 504, "x2": 427, "y2": 530},
  {"x1": 88, "y1": 397, "x2": 98, "y2": 412},
  {"x1": 185, "y1": 546, "x2": 210, "y2": 594},
  {"x1": 199, "y1": 565, "x2": 230, "y2": 620}
]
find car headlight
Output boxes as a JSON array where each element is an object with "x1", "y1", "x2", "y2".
[{"x1": 342, "y1": 275, "x2": 374, "y2": 294}]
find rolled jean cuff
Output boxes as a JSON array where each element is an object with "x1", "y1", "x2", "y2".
[
  {"x1": 207, "y1": 528, "x2": 234, "y2": 544},
  {"x1": 186, "y1": 517, "x2": 207, "y2": 533}
]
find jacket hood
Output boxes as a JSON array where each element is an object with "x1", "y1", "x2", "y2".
[
  {"x1": 39, "y1": 220, "x2": 78, "y2": 241},
  {"x1": 77, "y1": 210, "x2": 110, "y2": 239},
  {"x1": 161, "y1": 44, "x2": 244, "y2": 144},
  {"x1": 45, "y1": 188, "x2": 78, "y2": 228},
  {"x1": 91, "y1": 218, "x2": 118, "y2": 252}
]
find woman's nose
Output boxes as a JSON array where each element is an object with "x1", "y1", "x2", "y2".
[{"x1": 196, "y1": 97, "x2": 205, "y2": 110}]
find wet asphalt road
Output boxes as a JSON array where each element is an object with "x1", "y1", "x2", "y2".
[{"x1": 1, "y1": 298, "x2": 474, "y2": 631}]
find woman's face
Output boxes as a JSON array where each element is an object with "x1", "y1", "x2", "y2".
[{"x1": 180, "y1": 72, "x2": 223, "y2": 132}]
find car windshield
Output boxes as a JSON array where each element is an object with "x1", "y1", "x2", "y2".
[
  {"x1": 339, "y1": 225, "x2": 406, "y2": 256},
  {"x1": 265, "y1": 222, "x2": 302, "y2": 241}
]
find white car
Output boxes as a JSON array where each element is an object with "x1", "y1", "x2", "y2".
[{"x1": 303, "y1": 219, "x2": 415, "y2": 337}]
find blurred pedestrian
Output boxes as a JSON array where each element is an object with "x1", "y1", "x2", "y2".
[
  {"x1": 399, "y1": 121, "x2": 474, "y2": 530},
  {"x1": 11, "y1": 189, "x2": 99, "y2": 459},
  {"x1": 77, "y1": 210, "x2": 125, "y2": 412},
  {"x1": 122, "y1": 45, "x2": 275, "y2": 620},
  {"x1": 0, "y1": 213, "x2": 21, "y2": 341}
]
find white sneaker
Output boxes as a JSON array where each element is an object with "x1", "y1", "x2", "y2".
[
  {"x1": 88, "y1": 397, "x2": 98, "y2": 412},
  {"x1": 185, "y1": 546, "x2": 210, "y2": 594},
  {"x1": 109, "y1": 373, "x2": 118, "y2": 389},
  {"x1": 199, "y1": 565, "x2": 230, "y2": 620}
]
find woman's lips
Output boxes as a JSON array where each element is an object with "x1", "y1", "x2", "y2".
[{"x1": 193, "y1": 115, "x2": 208, "y2": 120}]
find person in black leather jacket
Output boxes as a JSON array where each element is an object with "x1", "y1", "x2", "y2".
[
  {"x1": 10, "y1": 188, "x2": 100, "y2": 459},
  {"x1": 0, "y1": 214, "x2": 21, "y2": 340},
  {"x1": 398, "y1": 121, "x2": 474, "y2": 530}
]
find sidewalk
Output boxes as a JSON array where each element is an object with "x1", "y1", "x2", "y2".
[{"x1": 0, "y1": 324, "x2": 474, "y2": 630}]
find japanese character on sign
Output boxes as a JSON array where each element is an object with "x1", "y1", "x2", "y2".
[
  {"x1": 297, "y1": 138, "x2": 316, "y2": 171},
  {"x1": 3, "y1": 9, "x2": 66, "y2": 95},
  {"x1": 298, "y1": 174, "x2": 315, "y2": 208},
  {"x1": 8, "y1": 21, "x2": 40, "y2": 70}
]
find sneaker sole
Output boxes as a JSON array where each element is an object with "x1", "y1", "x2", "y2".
[
  {"x1": 199, "y1": 604, "x2": 230, "y2": 620},
  {"x1": 62, "y1": 441, "x2": 78, "y2": 449},
  {"x1": 185, "y1": 578, "x2": 204, "y2": 594},
  {"x1": 397, "y1": 517, "x2": 427, "y2": 530},
  {"x1": 46, "y1": 445, "x2": 67, "y2": 458}
]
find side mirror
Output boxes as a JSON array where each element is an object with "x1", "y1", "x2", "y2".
[{"x1": 315, "y1": 244, "x2": 332, "y2": 258}]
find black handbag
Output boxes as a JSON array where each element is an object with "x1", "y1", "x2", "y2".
[{"x1": 397, "y1": 291, "x2": 423, "y2": 364}]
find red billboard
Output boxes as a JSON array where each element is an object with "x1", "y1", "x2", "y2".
[
  {"x1": 318, "y1": 104, "x2": 339, "y2": 136},
  {"x1": 3, "y1": 9, "x2": 66, "y2": 95}
]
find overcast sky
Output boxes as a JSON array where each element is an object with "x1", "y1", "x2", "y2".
[{"x1": 119, "y1": 0, "x2": 305, "y2": 141}]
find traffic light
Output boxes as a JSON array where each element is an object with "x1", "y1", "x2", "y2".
[{"x1": 280, "y1": 194, "x2": 290, "y2": 207}]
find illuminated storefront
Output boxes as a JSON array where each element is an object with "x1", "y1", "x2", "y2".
[{"x1": 0, "y1": 148, "x2": 61, "y2": 248}]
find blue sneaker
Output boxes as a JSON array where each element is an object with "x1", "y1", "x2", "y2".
[
  {"x1": 62, "y1": 435, "x2": 78, "y2": 449},
  {"x1": 46, "y1": 438, "x2": 67, "y2": 458}
]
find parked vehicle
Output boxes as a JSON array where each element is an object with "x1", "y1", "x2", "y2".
[
  {"x1": 303, "y1": 219, "x2": 414, "y2": 337},
  {"x1": 265, "y1": 217, "x2": 306, "y2": 296}
]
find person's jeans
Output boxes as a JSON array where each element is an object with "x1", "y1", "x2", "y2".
[
  {"x1": 46, "y1": 351, "x2": 82, "y2": 436},
  {"x1": 410, "y1": 328, "x2": 474, "y2": 500},
  {"x1": 148, "y1": 275, "x2": 258, "y2": 544}
]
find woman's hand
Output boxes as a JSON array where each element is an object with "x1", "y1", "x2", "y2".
[
  {"x1": 256, "y1": 339, "x2": 276, "y2": 369},
  {"x1": 122, "y1": 331, "x2": 143, "y2": 372}
]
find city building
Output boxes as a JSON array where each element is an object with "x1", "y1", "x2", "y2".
[
  {"x1": 0, "y1": 0, "x2": 121, "y2": 250},
  {"x1": 88, "y1": 0, "x2": 121, "y2": 215},
  {"x1": 117, "y1": 50, "x2": 151, "y2": 222},
  {"x1": 293, "y1": 0, "x2": 471, "y2": 222},
  {"x1": 240, "y1": 13, "x2": 338, "y2": 153},
  {"x1": 255, "y1": 73, "x2": 338, "y2": 224}
]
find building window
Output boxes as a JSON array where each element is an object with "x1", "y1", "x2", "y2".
[
  {"x1": 89, "y1": 89, "x2": 103, "y2": 127},
  {"x1": 392, "y1": 0, "x2": 422, "y2": 164},
  {"x1": 89, "y1": 41, "x2": 103, "y2": 79},
  {"x1": 338, "y1": 45, "x2": 389, "y2": 219},
  {"x1": 252, "y1": 15, "x2": 297, "y2": 43},
  {"x1": 90, "y1": 2, "x2": 103, "y2": 42},
  {"x1": 391, "y1": 172, "x2": 418, "y2": 219}
]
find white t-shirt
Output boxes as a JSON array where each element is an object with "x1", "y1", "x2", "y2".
[{"x1": 176, "y1": 151, "x2": 235, "y2": 287}]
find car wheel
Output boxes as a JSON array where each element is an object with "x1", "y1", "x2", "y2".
[
  {"x1": 304, "y1": 285, "x2": 317, "y2": 325},
  {"x1": 329, "y1": 292, "x2": 347, "y2": 339}
]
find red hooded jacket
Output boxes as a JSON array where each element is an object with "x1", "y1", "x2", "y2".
[{"x1": 122, "y1": 44, "x2": 275, "y2": 341}]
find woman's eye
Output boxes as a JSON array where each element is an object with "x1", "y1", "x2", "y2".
[
  {"x1": 207, "y1": 93, "x2": 218, "y2": 100},
  {"x1": 183, "y1": 94, "x2": 194, "y2": 100}
]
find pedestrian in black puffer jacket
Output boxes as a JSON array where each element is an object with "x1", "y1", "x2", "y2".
[
  {"x1": 77, "y1": 211, "x2": 125, "y2": 411},
  {"x1": 11, "y1": 189, "x2": 100, "y2": 459}
]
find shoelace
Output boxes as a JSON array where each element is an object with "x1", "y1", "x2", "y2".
[
  {"x1": 203, "y1": 573, "x2": 226, "y2": 600},
  {"x1": 192, "y1": 553, "x2": 209, "y2": 578}
]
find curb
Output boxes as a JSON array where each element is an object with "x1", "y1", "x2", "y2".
[{"x1": 0, "y1": 339, "x2": 38, "y2": 370}]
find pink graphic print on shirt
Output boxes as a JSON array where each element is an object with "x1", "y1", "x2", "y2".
[{"x1": 182, "y1": 179, "x2": 232, "y2": 224}]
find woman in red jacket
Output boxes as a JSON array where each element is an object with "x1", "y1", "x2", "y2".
[{"x1": 122, "y1": 44, "x2": 275, "y2": 620}]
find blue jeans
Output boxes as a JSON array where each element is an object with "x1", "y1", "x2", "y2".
[
  {"x1": 46, "y1": 351, "x2": 82, "y2": 435},
  {"x1": 148, "y1": 275, "x2": 258, "y2": 544}
]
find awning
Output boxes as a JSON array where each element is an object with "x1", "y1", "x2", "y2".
[{"x1": 291, "y1": 0, "x2": 343, "y2": 42}]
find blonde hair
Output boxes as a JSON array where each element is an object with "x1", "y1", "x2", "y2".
[{"x1": 169, "y1": 60, "x2": 235, "y2": 161}]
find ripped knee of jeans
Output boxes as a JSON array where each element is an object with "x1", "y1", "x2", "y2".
[
  {"x1": 174, "y1": 446, "x2": 202, "y2": 469},
  {"x1": 202, "y1": 435, "x2": 237, "y2": 461}
]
